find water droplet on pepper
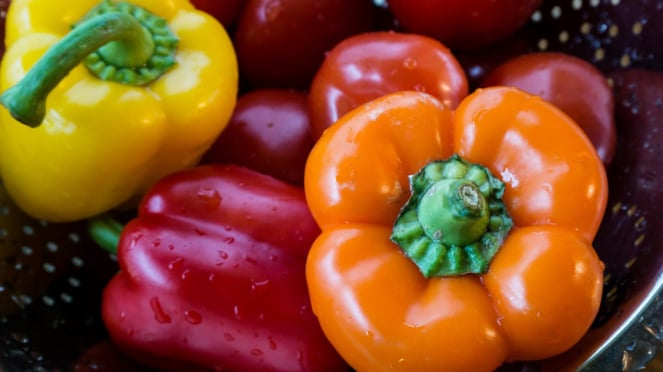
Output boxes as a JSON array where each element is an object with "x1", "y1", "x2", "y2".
[
  {"x1": 150, "y1": 297, "x2": 172, "y2": 324},
  {"x1": 184, "y1": 310, "x2": 202, "y2": 325}
]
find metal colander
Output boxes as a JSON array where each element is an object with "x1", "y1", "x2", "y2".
[{"x1": 0, "y1": 0, "x2": 662, "y2": 371}]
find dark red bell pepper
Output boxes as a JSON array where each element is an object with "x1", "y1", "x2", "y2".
[{"x1": 101, "y1": 164, "x2": 348, "y2": 372}]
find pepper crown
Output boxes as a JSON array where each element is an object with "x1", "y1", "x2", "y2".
[
  {"x1": 0, "y1": 0, "x2": 178, "y2": 127},
  {"x1": 391, "y1": 154, "x2": 513, "y2": 278}
]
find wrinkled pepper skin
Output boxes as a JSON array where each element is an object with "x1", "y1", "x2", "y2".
[
  {"x1": 0, "y1": 0, "x2": 238, "y2": 222},
  {"x1": 304, "y1": 88, "x2": 608, "y2": 371},
  {"x1": 102, "y1": 164, "x2": 348, "y2": 372}
]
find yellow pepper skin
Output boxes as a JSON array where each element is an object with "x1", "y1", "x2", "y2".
[{"x1": 0, "y1": 0, "x2": 238, "y2": 222}]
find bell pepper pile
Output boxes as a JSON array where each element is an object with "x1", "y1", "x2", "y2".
[{"x1": 0, "y1": 0, "x2": 618, "y2": 371}]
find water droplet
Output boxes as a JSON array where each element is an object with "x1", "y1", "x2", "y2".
[
  {"x1": 268, "y1": 336, "x2": 277, "y2": 350},
  {"x1": 223, "y1": 237, "x2": 235, "y2": 244},
  {"x1": 168, "y1": 257, "x2": 184, "y2": 270},
  {"x1": 233, "y1": 305, "x2": 243, "y2": 320},
  {"x1": 264, "y1": 0, "x2": 282, "y2": 21},
  {"x1": 194, "y1": 228, "x2": 207, "y2": 236},
  {"x1": 403, "y1": 57, "x2": 417, "y2": 69},
  {"x1": 250, "y1": 279, "x2": 270, "y2": 294},
  {"x1": 296, "y1": 351, "x2": 304, "y2": 367},
  {"x1": 413, "y1": 84, "x2": 427, "y2": 93},
  {"x1": 197, "y1": 187, "x2": 222, "y2": 210},
  {"x1": 150, "y1": 297, "x2": 172, "y2": 324},
  {"x1": 251, "y1": 349, "x2": 263, "y2": 357},
  {"x1": 244, "y1": 255, "x2": 258, "y2": 265},
  {"x1": 224, "y1": 333, "x2": 235, "y2": 341},
  {"x1": 152, "y1": 239, "x2": 161, "y2": 247},
  {"x1": 208, "y1": 273, "x2": 216, "y2": 282},
  {"x1": 130, "y1": 232, "x2": 143, "y2": 247},
  {"x1": 181, "y1": 269, "x2": 191, "y2": 281},
  {"x1": 216, "y1": 250, "x2": 229, "y2": 266},
  {"x1": 168, "y1": 244, "x2": 175, "y2": 250},
  {"x1": 184, "y1": 310, "x2": 202, "y2": 325},
  {"x1": 299, "y1": 305, "x2": 309, "y2": 316}
]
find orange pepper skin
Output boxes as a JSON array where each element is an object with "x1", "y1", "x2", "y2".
[
  {"x1": 482, "y1": 226, "x2": 604, "y2": 361},
  {"x1": 304, "y1": 88, "x2": 607, "y2": 371}
]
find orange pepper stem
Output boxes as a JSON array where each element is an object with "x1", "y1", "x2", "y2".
[
  {"x1": 0, "y1": 0, "x2": 177, "y2": 127},
  {"x1": 418, "y1": 179, "x2": 489, "y2": 246},
  {"x1": 390, "y1": 154, "x2": 513, "y2": 278}
]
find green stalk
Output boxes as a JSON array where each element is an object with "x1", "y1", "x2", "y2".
[
  {"x1": 391, "y1": 154, "x2": 513, "y2": 277},
  {"x1": 0, "y1": 0, "x2": 177, "y2": 127},
  {"x1": 87, "y1": 214, "x2": 125, "y2": 255}
]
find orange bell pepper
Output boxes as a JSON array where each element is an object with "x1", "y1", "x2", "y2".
[{"x1": 304, "y1": 88, "x2": 608, "y2": 371}]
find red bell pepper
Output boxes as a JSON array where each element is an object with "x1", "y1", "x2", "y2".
[{"x1": 100, "y1": 164, "x2": 347, "y2": 371}]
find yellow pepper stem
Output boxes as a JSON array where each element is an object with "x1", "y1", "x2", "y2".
[{"x1": 0, "y1": 1, "x2": 177, "y2": 127}]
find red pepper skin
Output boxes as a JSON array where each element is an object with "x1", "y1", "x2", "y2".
[{"x1": 101, "y1": 164, "x2": 347, "y2": 372}]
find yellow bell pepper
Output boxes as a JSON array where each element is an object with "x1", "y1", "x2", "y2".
[{"x1": 0, "y1": 0, "x2": 238, "y2": 222}]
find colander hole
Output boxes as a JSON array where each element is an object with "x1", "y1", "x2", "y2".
[
  {"x1": 551, "y1": 5, "x2": 562, "y2": 19},
  {"x1": 71, "y1": 256, "x2": 84, "y2": 267},
  {"x1": 0, "y1": 228, "x2": 6, "y2": 238},
  {"x1": 531, "y1": 10, "x2": 542, "y2": 23},
  {"x1": 60, "y1": 293, "x2": 73, "y2": 303},
  {"x1": 41, "y1": 296, "x2": 55, "y2": 306},
  {"x1": 46, "y1": 241, "x2": 58, "y2": 253},
  {"x1": 0, "y1": 205, "x2": 8, "y2": 216},
  {"x1": 68, "y1": 233, "x2": 81, "y2": 243},
  {"x1": 633, "y1": 22, "x2": 643, "y2": 35},
  {"x1": 42, "y1": 262, "x2": 56, "y2": 273},
  {"x1": 594, "y1": 48, "x2": 606, "y2": 61},
  {"x1": 572, "y1": 0, "x2": 582, "y2": 10},
  {"x1": 17, "y1": 294, "x2": 32, "y2": 306},
  {"x1": 538, "y1": 38, "x2": 549, "y2": 50},
  {"x1": 610, "y1": 0, "x2": 621, "y2": 5},
  {"x1": 559, "y1": 31, "x2": 570, "y2": 43},
  {"x1": 581, "y1": 22, "x2": 592, "y2": 35},
  {"x1": 589, "y1": 0, "x2": 600, "y2": 7},
  {"x1": 68, "y1": 277, "x2": 81, "y2": 288},
  {"x1": 21, "y1": 225, "x2": 34, "y2": 236},
  {"x1": 609, "y1": 24, "x2": 619, "y2": 37},
  {"x1": 620, "y1": 54, "x2": 632, "y2": 67},
  {"x1": 14, "y1": 262, "x2": 23, "y2": 271},
  {"x1": 20, "y1": 246, "x2": 33, "y2": 256}
]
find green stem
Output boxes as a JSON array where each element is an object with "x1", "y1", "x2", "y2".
[
  {"x1": 391, "y1": 154, "x2": 513, "y2": 278},
  {"x1": 417, "y1": 179, "x2": 489, "y2": 247},
  {"x1": 87, "y1": 214, "x2": 124, "y2": 255},
  {"x1": 0, "y1": 1, "x2": 177, "y2": 127}
]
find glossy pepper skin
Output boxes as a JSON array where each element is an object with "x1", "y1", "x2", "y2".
[
  {"x1": 0, "y1": 0, "x2": 238, "y2": 222},
  {"x1": 304, "y1": 88, "x2": 608, "y2": 371},
  {"x1": 102, "y1": 164, "x2": 348, "y2": 372}
]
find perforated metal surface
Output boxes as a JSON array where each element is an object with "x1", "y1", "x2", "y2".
[{"x1": 0, "y1": 0, "x2": 661, "y2": 371}]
